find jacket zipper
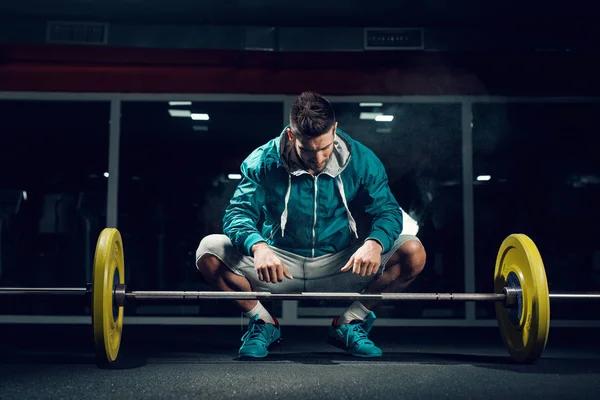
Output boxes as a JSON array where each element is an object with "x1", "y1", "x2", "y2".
[{"x1": 312, "y1": 175, "x2": 319, "y2": 258}]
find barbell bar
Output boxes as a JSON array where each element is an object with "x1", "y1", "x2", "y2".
[
  {"x1": 3, "y1": 287, "x2": 600, "y2": 302},
  {"x1": 0, "y1": 288, "x2": 88, "y2": 295},
  {"x1": 0, "y1": 287, "x2": 508, "y2": 302},
  {"x1": 1, "y1": 228, "x2": 599, "y2": 365}
]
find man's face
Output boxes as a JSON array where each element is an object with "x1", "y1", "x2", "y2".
[{"x1": 288, "y1": 122, "x2": 337, "y2": 173}]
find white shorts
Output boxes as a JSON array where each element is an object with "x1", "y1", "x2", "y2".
[{"x1": 195, "y1": 234, "x2": 420, "y2": 293}]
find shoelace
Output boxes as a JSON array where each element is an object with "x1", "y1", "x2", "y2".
[
  {"x1": 241, "y1": 322, "x2": 270, "y2": 344},
  {"x1": 344, "y1": 324, "x2": 374, "y2": 348}
]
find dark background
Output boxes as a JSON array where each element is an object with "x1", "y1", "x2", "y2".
[{"x1": 0, "y1": 0, "x2": 599, "y2": 322}]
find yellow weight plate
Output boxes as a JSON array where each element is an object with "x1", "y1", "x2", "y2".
[
  {"x1": 92, "y1": 228, "x2": 125, "y2": 363},
  {"x1": 494, "y1": 234, "x2": 550, "y2": 363}
]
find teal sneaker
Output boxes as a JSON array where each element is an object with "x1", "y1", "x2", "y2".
[
  {"x1": 327, "y1": 311, "x2": 382, "y2": 357},
  {"x1": 238, "y1": 315, "x2": 281, "y2": 358}
]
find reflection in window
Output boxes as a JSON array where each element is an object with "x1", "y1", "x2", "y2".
[
  {"x1": 0, "y1": 100, "x2": 110, "y2": 315},
  {"x1": 119, "y1": 101, "x2": 283, "y2": 316},
  {"x1": 473, "y1": 103, "x2": 600, "y2": 320},
  {"x1": 294, "y1": 102, "x2": 465, "y2": 319}
]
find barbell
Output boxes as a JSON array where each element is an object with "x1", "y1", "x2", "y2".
[{"x1": 1, "y1": 228, "x2": 599, "y2": 365}]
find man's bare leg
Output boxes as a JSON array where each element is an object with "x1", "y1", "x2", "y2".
[
  {"x1": 196, "y1": 254, "x2": 257, "y2": 312},
  {"x1": 361, "y1": 239, "x2": 427, "y2": 310}
]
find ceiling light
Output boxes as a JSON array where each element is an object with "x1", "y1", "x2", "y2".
[
  {"x1": 169, "y1": 101, "x2": 192, "y2": 106},
  {"x1": 228, "y1": 174, "x2": 242, "y2": 180},
  {"x1": 359, "y1": 103, "x2": 383, "y2": 107},
  {"x1": 191, "y1": 113, "x2": 210, "y2": 121},
  {"x1": 168, "y1": 109, "x2": 191, "y2": 117},
  {"x1": 476, "y1": 175, "x2": 491, "y2": 181},
  {"x1": 375, "y1": 115, "x2": 394, "y2": 122},
  {"x1": 360, "y1": 112, "x2": 383, "y2": 120}
]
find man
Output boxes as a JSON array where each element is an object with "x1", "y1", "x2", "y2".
[{"x1": 196, "y1": 92, "x2": 426, "y2": 358}]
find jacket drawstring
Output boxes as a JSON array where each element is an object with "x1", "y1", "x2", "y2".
[
  {"x1": 280, "y1": 174, "x2": 292, "y2": 237},
  {"x1": 336, "y1": 177, "x2": 359, "y2": 238}
]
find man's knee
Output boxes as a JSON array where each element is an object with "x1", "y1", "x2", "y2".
[
  {"x1": 392, "y1": 239, "x2": 426, "y2": 278},
  {"x1": 196, "y1": 254, "x2": 223, "y2": 284},
  {"x1": 195, "y1": 234, "x2": 229, "y2": 278}
]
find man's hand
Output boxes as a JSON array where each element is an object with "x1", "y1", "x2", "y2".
[
  {"x1": 341, "y1": 240, "x2": 383, "y2": 277},
  {"x1": 252, "y1": 242, "x2": 293, "y2": 283}
]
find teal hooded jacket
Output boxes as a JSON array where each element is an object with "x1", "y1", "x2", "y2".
[{"x1": 222, "y1": 127, "x2": 404, "y2": 258}]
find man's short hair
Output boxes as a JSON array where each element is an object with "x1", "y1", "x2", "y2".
[{"x1": 290, "y1": 92, "x2": 336, "y2": 138}]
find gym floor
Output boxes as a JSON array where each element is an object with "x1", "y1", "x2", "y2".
[{"x1": 0, "y1": 323, "x2": 599, "y2": 399}]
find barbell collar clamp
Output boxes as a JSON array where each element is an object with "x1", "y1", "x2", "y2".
[
  {"x1": 114, "y1": 284, "x2": 127, "y2": 308},
  {"x1": 502, "y1": 286, "x2": 521, "y2": 308}
]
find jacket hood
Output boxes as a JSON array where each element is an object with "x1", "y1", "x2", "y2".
[{"x1": 276, "y1": 125, "x2": 352, "y2": 178}]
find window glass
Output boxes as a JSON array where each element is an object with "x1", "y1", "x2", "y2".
[
  {"x1": 473, "y1": 102, "x2": 600, "y2": 320},
  {"x1": 0, "y1": 100, "x2": 110, "y2": 315}
]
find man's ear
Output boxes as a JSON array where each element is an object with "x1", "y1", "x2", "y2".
[{"x1": 286, "y1": 128, "x2": 294, "y2": 141}]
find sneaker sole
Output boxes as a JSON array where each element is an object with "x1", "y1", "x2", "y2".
[
  {"x1": 238, "y1": 337, "x2": 282, "y2": 358},
  {"x1": 326, "y1": 337, "x2": 382, "y2": 358}
]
